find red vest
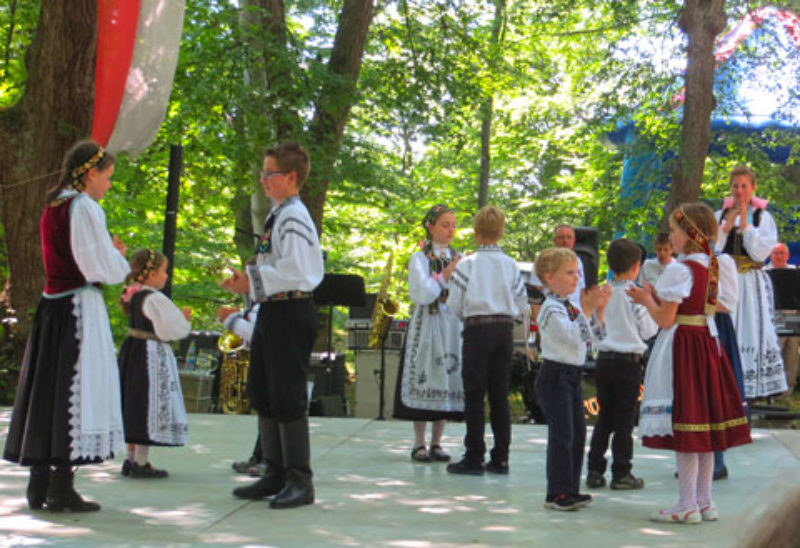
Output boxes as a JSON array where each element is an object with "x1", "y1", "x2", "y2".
[
  {"x1": 677, "y1": 260, "x2": 708, "y2": 316},
  {"x1": 41, "y1": 195, "x2": 91, "y2": 295}
]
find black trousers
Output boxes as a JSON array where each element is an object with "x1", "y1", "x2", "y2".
[
  {"x1": 536, "y1": 359, "x2": 585, "y2": 496},
  {"x1": 586, "y1": 353, "x2": 642, "y2": 479},
  {"x1": 461, "y1": 322, "x2": 513, "y2": 465},
  {"x1": 248, "y1": 298, "x2": 317, "y2": 421}
]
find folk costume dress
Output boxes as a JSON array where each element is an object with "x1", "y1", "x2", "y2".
[
  {"x1": 715, "y1": 202, "x2": 786, "y2": 398},
  {"x1": 4, "y1": 189, "x2": 130, "y2": 466},
  {"x1": 393, "y1": 243, "x2": 464, "y2": 421},
  {"x1": 714, "y1": 253, "x2": 746, "y2": 404},
  {"x1": 638, "y1": 253, "x2": 751, "y2": 452},
  {"x1": 118, "y1": 287, "x2": 190, "y2": 446}
]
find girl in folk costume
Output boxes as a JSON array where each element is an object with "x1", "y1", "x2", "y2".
[
  {"x1": 628, "y1": 202, "x2": 751, "y2": 524},
  {"x1": 393, "y1": 204, "x2": 465, "y2": 463},
  {"x1": 118, "y1": 249, "x2": 191, "y2": 478},
  {"x1": 3, "y1": 141, "x2": 130, "y2": 512},
  {"x1": 711, "y1": 250, "x2": 747, "y2": 480},
  {"x1": 715, "y1": 166, "x2": 786, "y2": 398}
]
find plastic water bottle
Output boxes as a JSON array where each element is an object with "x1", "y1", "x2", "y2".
[{"x1": 185, "y1": 340, "x2": 197, "y2": 371}]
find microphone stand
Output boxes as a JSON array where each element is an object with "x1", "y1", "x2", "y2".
[{"x1": 376, "y1": 325, "x2": 390, "y2": 421}]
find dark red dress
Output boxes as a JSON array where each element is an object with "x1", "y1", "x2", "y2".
[{"x1": 644, "y1": 260, "x2": 751, "y2": 452}]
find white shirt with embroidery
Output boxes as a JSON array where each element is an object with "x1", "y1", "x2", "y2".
[
  {"x1": 246, "y1": 195, "x2": 324, "y2": 301},
  {"x1": 447, "y1": 245, "x2": 529, "y2": 321}
]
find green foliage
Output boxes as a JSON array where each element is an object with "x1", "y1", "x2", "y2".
[
  {"x1": 0, "y1": 0, "x2": 40, "y2": 108},
  {"x1": 3, "y1": 0, "x2": 800, "y2": 350}
]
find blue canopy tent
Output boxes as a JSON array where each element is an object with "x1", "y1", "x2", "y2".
[{"x1": 608, "y1": 6, "x2": 800, "y2": 265}]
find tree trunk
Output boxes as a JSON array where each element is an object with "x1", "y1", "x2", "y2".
[
  {"x1": 477, "y1": 0, "x2": 505, "y2": 210},
  {"x1": 663, "y1": 0, "x2": 726, "y2": 227},
  {"x1": 0, "y1": 1, "x2": 96, "y2": 342},
  {"x1": 302, "y1": 0, "x2": 375, "y2": 234}
]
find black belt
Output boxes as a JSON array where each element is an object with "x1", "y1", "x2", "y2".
[
  {"x1": 464, "y1": 314, "x2": 513, "y2": 326},
  {"x1": 265, "y1": 290, "x2": 313, "y2": 302},
  {"x1": 597, "y1": 350, "x2": 643, "y2": 363}
]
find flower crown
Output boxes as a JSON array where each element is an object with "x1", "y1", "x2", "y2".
[
  {"x1": 71, "y1": 147, "x2": 106, "y2": 189},
  {"x1": 135, "y1": 249, "x2": 157, "y2": 283}
]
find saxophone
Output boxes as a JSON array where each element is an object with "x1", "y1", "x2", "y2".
[
  {"x1": 368, "y1": 249, "x2": 399, "y2": 348},
  {"x1": 217, "y1": 330, "x2": 250, "y2": 414}
]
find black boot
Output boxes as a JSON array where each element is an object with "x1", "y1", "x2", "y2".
[
  {"x1": 233, "y1": 416, "x2": 285, "y2": 500},
  {"x1": 27, "y1": 465, "x2": 50, "y2": 510},
  {"x1": 270, "y1": 416, "x2": 314, "y2": 509},
  {"x1": 45, "y1": 466, "x2": 101, "y2": 512}
]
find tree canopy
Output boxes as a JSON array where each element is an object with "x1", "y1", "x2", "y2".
[{"x1": 2, "y1": 0, "x2": 800, "y2": 399}]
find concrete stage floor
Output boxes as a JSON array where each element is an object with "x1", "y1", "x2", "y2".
[{"x1": 1, "y1": 409, "x2": 799, "y2": 548}]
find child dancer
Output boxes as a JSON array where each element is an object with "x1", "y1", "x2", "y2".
[
  {"x1": 640, "y1": 233, "x2": 674, "y2": 287},
  {"x1": 393, "y1": 204, "x2": 464, "y2": 463},
  {"x1": 711, "y1": 250, "x2": 746, "y2": 480},
  {"x1": 118, "y1": 249, "x2": 191, "y2": 478},
  {"x1": 629, "y1": 202, "x2": 751, "y2": 523},
  {"x1": 535, "y1": 247, "x2": 609, "y2": 510},
  {"x1": 446, "y1": 206, "x2": 528, "y2": 475},
  {"x1": 586, "y1": 239, "x2": 658, "y2": 490},
  {"x1": 3, "y1": 140, "x2": 130, "y2": 512},
  {"x1": 221, "y1": 142, "x2": 324, "y2": 509}
]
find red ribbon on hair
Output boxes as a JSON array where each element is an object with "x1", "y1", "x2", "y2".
[{"x1": 673, "y1": 207, "x2": 718, "y2": 315}]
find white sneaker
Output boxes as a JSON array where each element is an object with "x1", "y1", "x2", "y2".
[
  {"x1": 650, "y1": 506, "x2": 702, "y2": 524},
  {"x1": 700, "y1": 503, "x2": 718, "y2": 521}
]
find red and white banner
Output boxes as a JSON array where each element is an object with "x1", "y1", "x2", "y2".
[{"x1": 91, "y1": 0, "x2": 186, "y2": 157}]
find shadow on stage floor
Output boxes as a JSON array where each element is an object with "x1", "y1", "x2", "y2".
[{"x1": 1, "y1": 409, "x2": 799, "y2": 548}]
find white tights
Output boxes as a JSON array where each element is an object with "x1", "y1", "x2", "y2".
[{"x1": 672, "y1": 451, "x2": 714, "y2": 511}]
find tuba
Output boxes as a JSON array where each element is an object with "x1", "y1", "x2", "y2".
[
  {"x1": 369, "y1": 249, "x2": 399, "y2": 348},
  {"x1": 217, "y1": 330, "x2": 250, "y2": 414}
]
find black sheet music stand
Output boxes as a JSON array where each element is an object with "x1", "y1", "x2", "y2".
[
  {"x1": 311, "y1": 274, "x2": 365, "y2": 417},
  {"x1": 313, "y1": 273, "x2": 366, "y2": 359}
]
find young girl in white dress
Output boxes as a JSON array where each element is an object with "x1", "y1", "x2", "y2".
[
  {"x1": 4, "y1": 140, "x2": 130, "y2": 512},
  {"x1": 393, "y1": 204, "x2": 464, "y2": 462}
]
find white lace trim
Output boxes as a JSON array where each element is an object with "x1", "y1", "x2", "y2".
[
  {"x1": 67, "y1": 293, "x2": 124, "y2": 461},
  {"x1": 146, "y1": 340, "x2": 189, "y2": 445}
]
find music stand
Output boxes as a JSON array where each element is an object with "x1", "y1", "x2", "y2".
[
  {"x1": 767, "y1": 269, "x2": 800, "y2": 311},
  {"x1": 313, "y1": 274, "x2": 366, "y2": 357}
]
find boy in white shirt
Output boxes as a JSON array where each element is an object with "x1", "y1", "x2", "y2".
[
  {"x1": 535, "y1": 247, "x2": 610, "y2": 511},
  {"x1": 640, "y1": 233, "x2": 674, "y2": 287},
  {"x1": 586, "y1": 239, "x2": 658, "y2": 491},
  {"x1": 446, "y1": 206, "x2": 529, "y2": 475}
]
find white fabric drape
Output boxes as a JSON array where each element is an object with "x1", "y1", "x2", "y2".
[{"x1": 106, "y1": 0, "x2": 187, "y2": 157}]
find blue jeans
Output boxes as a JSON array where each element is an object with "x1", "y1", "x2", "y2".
[{"x1": 537, "y1": 360, "x2": 586, "y2": 496}]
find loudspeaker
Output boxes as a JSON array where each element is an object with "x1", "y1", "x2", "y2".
[
  {"x1": 574, "y1": 227, "x2": 599, "y2": 288},
  {"x1": 308, "y1": 353, "x2": 347, "y2": 417},
  {"x1": 353, "y1": 349, "x2": 401, "y2": 418}
]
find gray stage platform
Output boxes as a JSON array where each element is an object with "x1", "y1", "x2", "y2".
[{"x1": 1, "y1": 409, "x2": 799, "y2": 548}]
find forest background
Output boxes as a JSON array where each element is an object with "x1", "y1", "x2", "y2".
[{"x1": 1, "y1": 0, "x2": 800, "y2": 403}]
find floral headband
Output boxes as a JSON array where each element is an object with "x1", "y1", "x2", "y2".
[
  {"x1": 71, "y1": 147, "x2": 106, "y2": 189},
  {"x1": 673, "y1": 206, "x2": 718, "y2": 315},
  {"x1": 135, "y1": 249, "x2": 157, "y2": 283},
  {"x1": 422, "y1": 204, "x2": 452, "y2": 230}
]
